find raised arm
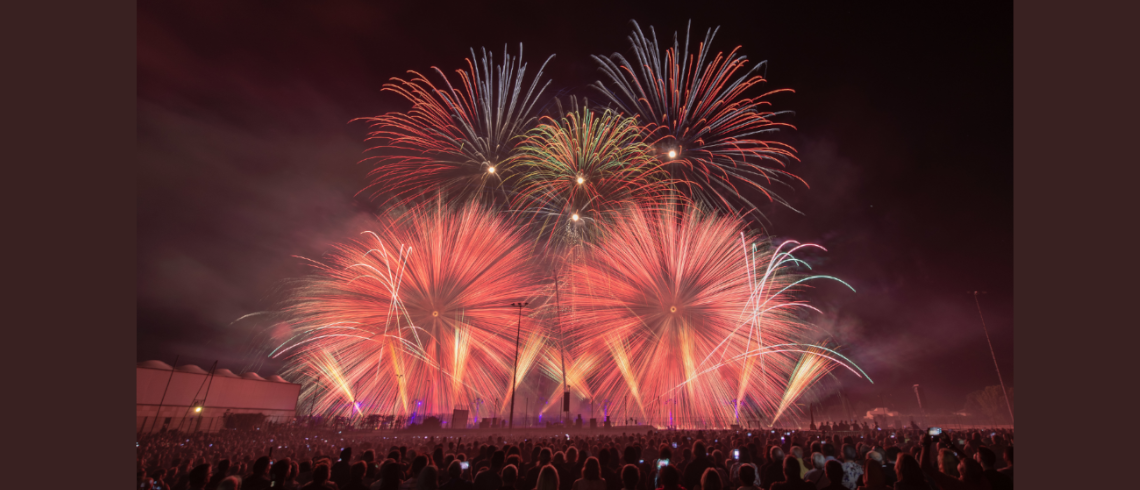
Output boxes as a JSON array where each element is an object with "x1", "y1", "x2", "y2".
[{"x1": 918, "y1": 433, "x2": 958, "y2": 490}]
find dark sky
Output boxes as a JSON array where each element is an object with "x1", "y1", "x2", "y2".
[{"x1": 138, "y1": 0, "x2": 1012, "y2": 415}]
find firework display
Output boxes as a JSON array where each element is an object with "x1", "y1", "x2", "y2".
[
  {"x1": 559, "y1": 205, "x2": 867, "y2": 428},
  {"x1": 509, "y1": 105, "x2": 679, "y2": 246},
  {"x1": 591, "y1": 21, "x2": 805, "y2": 212},
  {"x1": 358, "y1": 45, "x2": 554, "y2": 205},
  {"x1": 267, "y1": 21, "x2": 871, "y2": 428},
  {"x1": 272, "y1": 202, "x2": 547, "y2": 418}
]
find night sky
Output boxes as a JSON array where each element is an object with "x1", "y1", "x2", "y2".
[{"x1": 138, "y1": 1, "x2": 1012, "y2": 416}]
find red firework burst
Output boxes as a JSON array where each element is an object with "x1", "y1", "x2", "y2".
[
  {"x1": 271, "y1": 201, "x2": 548, "y2": 419},
  {"x1": 592, "y1": 21, "x2": 806, "y2": 212},
  {"x1": 357, "y1": 46, "x2": 553, "y2": 205},
  {"x1": 561, "y1": 204, "x2": 865, "y2": 427}
]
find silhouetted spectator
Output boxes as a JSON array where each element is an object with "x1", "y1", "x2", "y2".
[
  {"x1": 803, "y1": 454, "x2": 828, "y2": 490},
  {"x1": 475, "y1": 457, "x2": 504, "y2": 490},
  {"x1": 997, "y1": 447, "x2": 1012, "y2": 482},
  {"x1": 938, "y1": 449, "x2": 960, "y2": 479},
  {"x1": 574, "y1": 457, "x2": 607, "y2": 490},
  {"x1": 271, "y1": 457, "x2": 295, "y2": 490},
  {"x1": 343, "y1": 462, "x2": 370, "y2": 490},
  {"x1": 770, "y1": 457, "x2": 812, "y2": 490},
  {"x1": 759, "y1": 447, "x2": 785, "y2": 490},
  {"x1": 208, "y1": 460, "x2": 232, "y2": 490},
  {"x1": 333, "y1": 448, "x2": 354, "y2": 490},
  {"x1": 299, "y1": 462, "x2": 315, "y2": 486},
  {"x1": 537, "y1": 465, "x2": 561, "y2": 490},
  {"x1": 621, "y1": 464, "x2": 640, "y2": 490},
  {"x1": 404, "y1": 456, "x2": 430, "y2": 490},
  {"x1": 219, "y1": 476, "x2": 242, "y2": 490},
  {"x1": 701, "y1": 467, "x2": 723, "y2": 490},
  {"x1": 245, "y1": 457, "x2": 273, "y2": 490},
  {"x1": 880, "y1": 448, "x2": 898, "y2": 488},
  {"x1": 302, "y1": 464, "x2": 338, "y2": 490},
  {"x1": 682, "y1": 442, "x2": 711, "y2": 490},
  {"x1": 497, "y1": 465, "x2": 517, "y2": 490},
  {"x1": 817, "y1": 462, "x2": 845, "y2": 490},
  {"x1": 919, "y1": 435, "x2": 987, "y2": 490},
  {"x1": 657, "y1": 465, "x2": 684, "y2": 490},
  {"x1": 789, "y1": 448, "x2": 808, "y2": 481},
  {"x1": 371, "y1": 461, "x2": 404, "y2": 490},
  {"x1": 891, "y1": 454, "x2": 926, "y2": 490},
  {"x1": 416, "y1": 466, "x2": 439, "y2": 490},
  {"x1": 526, "y1": 449, "x2": 553, "y2": 490},
  {"x1": 853, "y1": 460, "x2": 884, "y2": 490},
  {"x1": 972, "y1": 447, "x2": 1010, "y2": 490},
  {"x1": 838, "y1": 446, "x2": 861, "y2": 490},
  {"x1": 737, "y1": 464, "x2": 759, "y2": 490},
  {"x1": 189, "y1": 464, "x2": 213, "y2": 490},
  {"x1": 600, "y1": 449, "x2": 622, "y2": 490}
]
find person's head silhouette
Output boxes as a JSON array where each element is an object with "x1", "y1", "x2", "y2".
[
  {"x1": 823, "y1": 461, "x2": 844, "y2": 486},
  {"x1": 658, "y1": 465, "x2": 681, "y2": 489},
  {"x1": 782, "y1": 456, "x2": 801, "y2": 481},
  {"x1": 252, "y1": 457, "x2": 270, "y2": 478},
  {"x1": 620, "y1": 464, "x2": 639, "y2": 490}
]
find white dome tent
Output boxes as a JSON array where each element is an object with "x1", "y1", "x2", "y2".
[{"x1": 136, "y1": 360, "x2": 300, "y2": 434}]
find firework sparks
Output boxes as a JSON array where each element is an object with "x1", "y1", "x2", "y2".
[
  {"x1": 592, "y1": 21, "x2": 805, "y2": 213},
  {"x1": 359, "y1": 45, "x2": 554, "y2": 204},
  {"x1": 509, "y1": 104, "x2": 681, "y2": 246},
  {"x1": 272, "y1": 201, "x2": 547, "y2": 418},
  {"x1": 771, "y1": 343, "x2": 844, "y2": 423},
  {"x1": 259, "y1": 26, "x2": 875, "y2": 427},
  {"x1": 561, "y1": 205, "x2": 864, "y2": 427}
]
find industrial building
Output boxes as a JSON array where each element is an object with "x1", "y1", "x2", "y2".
[{"x1": 136, "y1": 360, "x2": 300, "y2": 434}]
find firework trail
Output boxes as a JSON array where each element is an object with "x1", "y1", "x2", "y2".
[
  {"x1": 270, "y1": 201, "x2": 547, "y2": 418},
  {"x1": 770, "y1": 343, "x2": 844, "y2": 424},
  {"x1": 561, "y1": 204, "x2": 866, "y2": 428},
  {"x1": 358, "y1": 45, "x2": 554, "y2": 204},
  {"x1": 591, "y1": 21, "x2": 805, "y2": 213},
  {"x1": 509, "y1": 103, "x2": 681, "y2": 247}
]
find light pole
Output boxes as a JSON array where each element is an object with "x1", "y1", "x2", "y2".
[
  {"x1": 554, "y1": 273, "x2": 568, "y2": 424},
  {"x1": 509, "y1": 302, "x2": 529, "y2": 430},
  {"x1": 971, "y1": 291, "x2": 1015, "y2": 424}
]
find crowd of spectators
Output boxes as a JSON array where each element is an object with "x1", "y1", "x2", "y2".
[{"x1": 137, "y1": 426, "x2": 1013, "y2": 490}]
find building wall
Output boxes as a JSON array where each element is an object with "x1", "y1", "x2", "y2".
[{"x1": 137, "y1": 367, "x2": 300, "y2": 434}]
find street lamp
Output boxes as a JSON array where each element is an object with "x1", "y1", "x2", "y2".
[{"x1": 509, "y1": 302, "x2": 529, "y2": 430}]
